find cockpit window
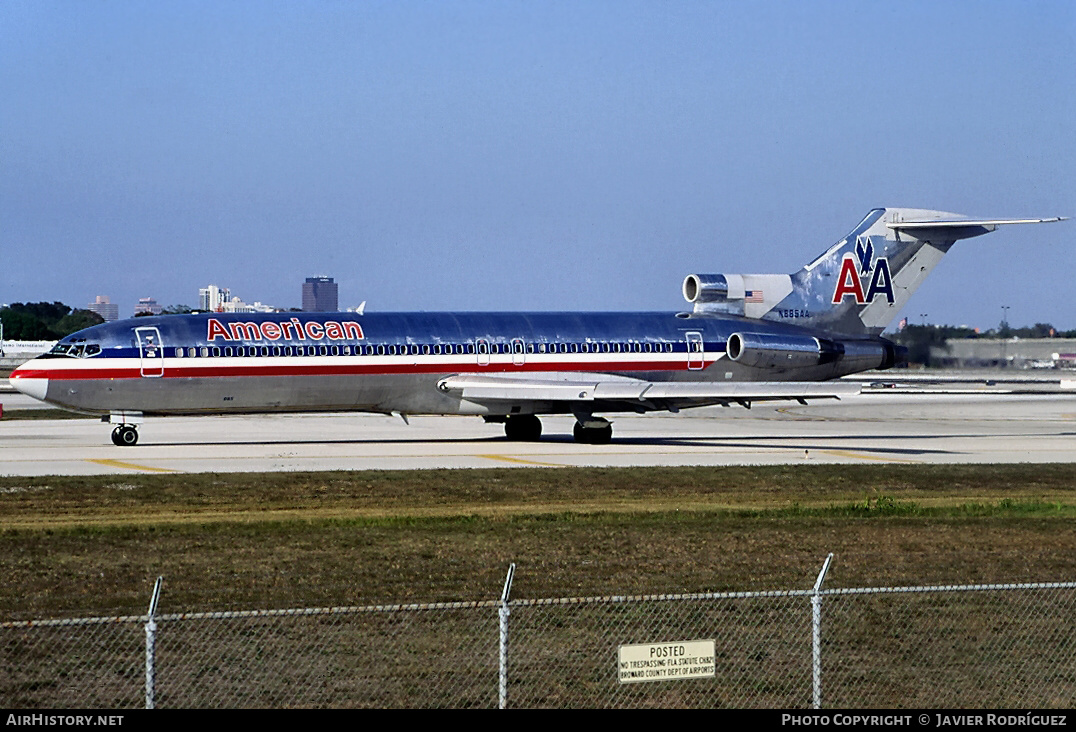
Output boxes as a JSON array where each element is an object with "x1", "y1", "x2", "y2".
[{"x1": 44, "y1": 339, "x2": 101, "y2": 358}]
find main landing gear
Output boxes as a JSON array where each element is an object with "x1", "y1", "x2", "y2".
[
  {"x1": 111, "y1": 424, "x2": 139, "y2": 446},
  {"x1": 573, "y1": 417, "x2": 613, "y2": 445},
  {"x1": 499, "y1": 414, "x2": 613, "y2": 444},
  {"x1": 504, "y1": 414, "x2": 542, "y2": 441}
]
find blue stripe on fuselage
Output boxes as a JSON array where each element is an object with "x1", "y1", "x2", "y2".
[{"x1": 44, "y1": 310, "x2": 833, "y2": 359}]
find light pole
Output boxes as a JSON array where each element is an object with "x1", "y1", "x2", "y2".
[{"x1": 1000, "y1": 305, "x2": 1010, "y2": 367}]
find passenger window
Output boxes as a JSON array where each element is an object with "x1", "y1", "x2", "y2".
[
  {"x1": 175, "y1": 347, "x2": 185, "y2": 358},
  {"x1": 199, "y1": 347, "x2": 208, "y2": 357},
  {"x1": 212, "y1": 347, "x2": 221, "y2": 357},
  {"x1": 189, "y1": 347, "x2": 197, "y2": 358}
]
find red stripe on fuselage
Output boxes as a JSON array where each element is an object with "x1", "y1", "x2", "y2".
[{"x1": 13, "y1": 357, "x2": 715, "y2": 381}]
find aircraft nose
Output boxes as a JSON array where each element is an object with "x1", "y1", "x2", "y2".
[{"x1": 9, "y1": 367, "x2": 49, "y2": 402}]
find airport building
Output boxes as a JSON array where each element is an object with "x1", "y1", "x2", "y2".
[
  {"x1": 86, "y1": 296, "x2": 119, "y2": 322},
  {"x1": 302, "y1": 276, "x2": 338, "y2": 312},
  {"x1": 930, "y1": 338, "x2": 1076, "y2": 369}
]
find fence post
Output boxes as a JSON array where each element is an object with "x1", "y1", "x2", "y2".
[
  {"x1": 499, "y1": 563, "x2": 516, "y2": 709},
  {"x1": 144, "y1": 576, "x2": 163, "y2": 710},
  {"x1": 811, "y1": 554, "x2": 833, "y2": 710}
]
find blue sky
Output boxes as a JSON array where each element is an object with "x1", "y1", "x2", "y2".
[{"x1": 2, "y1": 0, "x2": 1074, "y2": 330}]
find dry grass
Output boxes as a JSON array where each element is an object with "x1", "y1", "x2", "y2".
[{"x1": 1, "y1": 465, "x2": 1075, "y2": 620}]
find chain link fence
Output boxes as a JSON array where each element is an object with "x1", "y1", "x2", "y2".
[{"x1": 4, "y1": 558, "x2": 1075, "y2": 708}]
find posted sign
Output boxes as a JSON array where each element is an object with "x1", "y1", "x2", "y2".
[{"x1": 618, "y1": 640, "x2": 716, "y2": 684}]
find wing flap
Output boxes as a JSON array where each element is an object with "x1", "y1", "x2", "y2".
[{"x1": 437, "y1": 372, "x2": 860, "y2": 405}]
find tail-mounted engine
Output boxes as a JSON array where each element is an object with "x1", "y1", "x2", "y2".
[
  {"x1": 727, "y1": 332, "x2": 906, "y2": 371},
  {"x1": 683, "y1": 273, "x2": 793, "y2": 316}
]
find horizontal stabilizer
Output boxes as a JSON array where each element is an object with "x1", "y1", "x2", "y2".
[
  {"x1": 888, "y1": 217, "x2": 1066, "y2": 228},
  {"x1": 886, "y1": 216, "x2": 1067, "y2": 241}
]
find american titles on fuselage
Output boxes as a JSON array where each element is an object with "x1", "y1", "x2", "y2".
[{"x1": 206, "y1": 317, "x2": 364, "y2": 342}]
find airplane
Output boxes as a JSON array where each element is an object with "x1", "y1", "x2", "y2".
[{"x1": 9, "y1": 208, "x2": 1065, "y2": 446}]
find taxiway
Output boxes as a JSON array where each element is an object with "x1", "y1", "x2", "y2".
[{"x1": 2, "y1": 391, "x2": 1074, "y2": 476}]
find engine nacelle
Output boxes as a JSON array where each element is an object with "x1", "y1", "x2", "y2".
[
  {"x1": 840, "y1": 340, "x2": 907, "y2": 371},
  {"x1": 726, "y1": 332, "x2": 834, "y2": 369},
  {"x1": 683, "y1": 273, "x2": 793, "y2": 315},
  {"x1": 727, "y1": 332, "x2": 906, "y2": 371},
  {"x1": 683, "y1": 274, "x2": 743, "y2": 305}
]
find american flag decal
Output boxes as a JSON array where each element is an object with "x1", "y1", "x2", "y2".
[{"x1": 745, "y1": 290, "x2": 764, "y2": 303}]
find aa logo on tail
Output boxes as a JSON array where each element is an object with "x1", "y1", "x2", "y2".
[{"x1": 832, "y1": 235, "x2": 894, "y2": 305}]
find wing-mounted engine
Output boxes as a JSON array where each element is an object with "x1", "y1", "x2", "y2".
[{"x1": 683, "y1": 273, "x2": 793, "y2": 317}]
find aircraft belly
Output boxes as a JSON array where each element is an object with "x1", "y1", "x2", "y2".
[{"x1": 43, "y1": 374, "x2": 464, "y2": 416}]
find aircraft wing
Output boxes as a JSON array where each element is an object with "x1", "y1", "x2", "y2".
[{"x1": 437, "y1": 372, "x2": 860, "y2": 408}]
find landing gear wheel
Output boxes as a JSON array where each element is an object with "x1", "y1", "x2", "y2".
[
  {"x1": 573, "y1": 422, "x2": 612, "y2": 444},
  {"x1": 111, "y1": 425, "x2": 139, "y2": 446},
  {"x1": 504, "y1": 414, "x2": 543, "y2": 441}
]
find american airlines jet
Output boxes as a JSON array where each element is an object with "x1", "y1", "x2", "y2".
[{"x1": 10, "y1": 208, "x2": 1064, "y2": 446}]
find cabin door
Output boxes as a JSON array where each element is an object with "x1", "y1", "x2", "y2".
[
  {"x1": 686, "y1": 331, "x2": 704, "y2": 370},
  {"x1": 136, "y1": 327, "x2": 165, "y2": 377}
]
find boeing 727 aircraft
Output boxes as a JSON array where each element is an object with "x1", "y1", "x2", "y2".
[{"x1": 10, "y1": 208, "x2": 1065, "y2": 445}]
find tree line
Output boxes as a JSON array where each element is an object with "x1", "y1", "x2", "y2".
[{"x1": 0, "y1": 302, "x2": 105, "y2": 340}]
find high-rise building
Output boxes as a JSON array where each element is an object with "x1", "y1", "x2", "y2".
[
  {"x1": 134, "y1": 297, "x2": 163, "y2": 316},
  {"x1": 302, "y1": 276, "x2": 338, "y2": 312},
  {"x1": 87, "y1": 295, "x2": 119, "y2": 322},
  {"x1": 199, "y1": 285, "x2": 230, "y2": 312}
]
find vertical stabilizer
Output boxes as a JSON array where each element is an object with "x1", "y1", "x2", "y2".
[{"x1": 760, "y1": 208, "x2": 1064, "y2": 336}]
